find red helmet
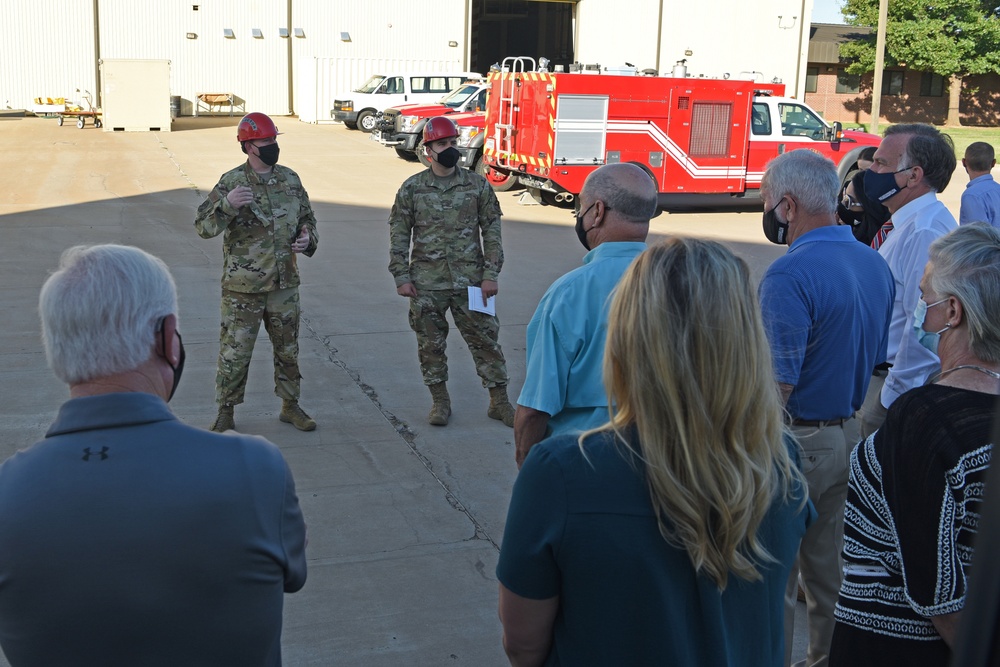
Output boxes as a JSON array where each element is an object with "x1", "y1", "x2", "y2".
[
  {"x1": 237, "y1": 112, "x2": 279, "y2": 143},
  {"x1": 423, "y1": 116, "x2": 459, "y2": 143}
]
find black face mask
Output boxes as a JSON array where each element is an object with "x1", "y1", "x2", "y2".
[
  {"x1": 160, "y1": 328, "x2": 186, "y2": 402},
  {"x1": 762, "y1": 198, "x2": 789, "y2": 245},
  {"x1": 575, "y1": 203, "x2": 597, "y2": 251},
  {"x1": 863, "y1": 167, "x2": 910, "y2": 203},
  {"x1": 255, "y1": 143, "x2": 280, "y2": 166},
  {"x1": 837, "y1": 201, "x2": 862, "y2": 227},
  {"x1": 431, "y1": 146, "x2": 461, "y2": 169}
]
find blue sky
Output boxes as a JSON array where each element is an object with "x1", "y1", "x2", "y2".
[{"x1": 813, "y1": 0, "x2": 847, "y2": 23}]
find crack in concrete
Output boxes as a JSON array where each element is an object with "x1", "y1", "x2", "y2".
[
  {"x1": 154, "y1": 133, "x2": 202, "y2": 197},
  {"x1": 302, "y1": 318, "x2": 499, "y2": 551}
]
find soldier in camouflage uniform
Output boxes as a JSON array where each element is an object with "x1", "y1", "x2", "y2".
[
  {"x1": 388, "y1": 116, "x2": 515, "y2": 427},
  {"x1": 195, "y1": 112, "x2": 318, "y2": 432}
]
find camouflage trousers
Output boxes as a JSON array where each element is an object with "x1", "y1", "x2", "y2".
[
  {"x1": 216, "y1": 287, "x2": 301, "y2": 406},
  {"x1": 408, "y1": 289, "x2": 509, "y2": 388}
]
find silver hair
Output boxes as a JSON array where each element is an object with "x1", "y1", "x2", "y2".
[
  {"x1": 760, "y1": 149, "x2": 839, "y2": 216},
  {"x1": 39, "y1": 244, "x2": 178, "y2": 384},
  {"x1": 928, "y1": 223, "x2": 1000, "y2": 363}
]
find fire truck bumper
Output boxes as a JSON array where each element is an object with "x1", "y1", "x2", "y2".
[{"x1": 518, "y1": 174, "x2": 556, "y2": 192}]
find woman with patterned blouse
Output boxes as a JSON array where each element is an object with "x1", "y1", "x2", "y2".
[{"x1": 830, "y1": 223, "x2": 1000, "y2": 666}]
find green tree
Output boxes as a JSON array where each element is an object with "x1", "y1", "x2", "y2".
[{"x1": 840, "y1": 0, "x2": 1000, "y2": 126}]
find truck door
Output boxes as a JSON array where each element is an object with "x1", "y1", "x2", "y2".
[
  {"x1": 747, "y1": 99, "x2": 837, "y2": 189},
  {"x1": 553, "y1": 95, "x2": 609, "y2": 165},
  {"x1": 661, "y1": 85, "x2": 750, "y2": 194}
]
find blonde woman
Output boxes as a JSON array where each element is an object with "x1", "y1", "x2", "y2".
[{"x1": 497, "y1": 238, "x2": 812, "y2": 666}]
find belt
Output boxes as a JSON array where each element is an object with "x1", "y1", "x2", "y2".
[{"x1": 790, "y1": 417, "x2": 850, "y2": 427}]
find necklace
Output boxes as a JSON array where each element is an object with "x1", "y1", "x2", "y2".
[{"x1": 929, "y1": 364, "x2": 1000, "y2": 384}]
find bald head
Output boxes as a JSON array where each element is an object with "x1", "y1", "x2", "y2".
[{"x1": 581, "y1": 163, "x2": 659, "y2": 223}]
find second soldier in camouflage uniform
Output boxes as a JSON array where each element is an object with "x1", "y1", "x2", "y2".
[
  {"x1": 195, "y1": 112, "x2": 319, "y2": 432},
  {"x1": 388, "y1": 116, "x2": 515, "y2": 427}
]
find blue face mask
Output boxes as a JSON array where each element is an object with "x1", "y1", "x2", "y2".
[{"x1": 913, "y1": 297, "x2": 950, "y2": 355}]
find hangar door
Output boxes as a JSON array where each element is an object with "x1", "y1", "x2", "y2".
[{"x1": 470, "y1": 0, "x2": 576, "y2": 74}]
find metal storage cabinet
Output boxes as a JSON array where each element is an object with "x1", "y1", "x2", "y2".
[{"x1": 99, "y1": 59, "x2": 172, "y2": 132}]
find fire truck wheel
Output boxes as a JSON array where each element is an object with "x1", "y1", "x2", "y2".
[
  {"x1": 416, "y1": 140, "x2": 432, "y2": 167},
  {"x1": 343, "y1": 121, "x2": 358, "y2": 130},
  {"x1": 357, "y1": 110, "x2": 377, "y2": 133},
  {"x1": 395, "y1": 148, "x2": 418, "y2": 162},
  {"x1": 475, "y1": 156, "x2": 514, "y2": 192}
]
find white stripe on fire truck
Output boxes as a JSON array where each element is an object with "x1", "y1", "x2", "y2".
[{"x1": 606, "y1": 120, "x2": 748, "y2": 179}]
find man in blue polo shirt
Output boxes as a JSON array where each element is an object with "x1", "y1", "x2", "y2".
[
  {"x1": 513, "y1": 163, "x2": 656, "y2": 468},
  {"x1": 759, "y1": 150, "x2": 894, "y2": 667}
]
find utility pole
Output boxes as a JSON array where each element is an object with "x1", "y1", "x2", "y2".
[{"x1": 870, "y1": 0, "x2": 889, "y2": 133}]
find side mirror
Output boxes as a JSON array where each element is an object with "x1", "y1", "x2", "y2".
[{"x1": 831, "y1": 121, "x2": 843, "y2": 147}]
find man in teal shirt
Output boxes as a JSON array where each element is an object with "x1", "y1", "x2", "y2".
[{"x1": 513, "y1": 163, "x2": 656, "y2": 468}]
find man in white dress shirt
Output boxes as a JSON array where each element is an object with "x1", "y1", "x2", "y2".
[{"x1": 857, "y1": 123, "x2": 958, "y2": 438}]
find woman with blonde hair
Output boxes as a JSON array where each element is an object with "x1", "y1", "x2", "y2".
[{"x1": 497, "y1": 238, "x2": 811, "y2": 666}]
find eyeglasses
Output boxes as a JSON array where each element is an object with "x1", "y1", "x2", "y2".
[{"x1": 842, "y1": 192, "x2": 862, "y2": 209}]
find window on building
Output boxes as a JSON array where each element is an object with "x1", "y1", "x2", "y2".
[
  {"x1": 920, "y1": 72, "x2": 945, "y2": 97},
  {"x1": 881, "y1": 71, "x2": 904, "y2": 95},
  {"x1": 805, "y1": 66, "x2": 818, "y2": 93},
  {"x1": 836, "y1": 68, "x2": 861, "y2": 94}
]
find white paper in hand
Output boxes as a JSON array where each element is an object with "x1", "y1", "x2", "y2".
[{"x1": 468, "y1": 286, "x2": 496, "y2": 316}]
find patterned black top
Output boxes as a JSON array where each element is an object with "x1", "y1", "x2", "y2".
[{"x1": 835, "y1": 384, "x2": 995, "y2": 641}]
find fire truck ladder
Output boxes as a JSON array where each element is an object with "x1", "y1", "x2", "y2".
[{"x1": 494, "y1": 56, "x2": 535, "y2": 167}]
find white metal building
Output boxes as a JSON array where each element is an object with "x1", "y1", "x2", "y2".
[{"x1": 1, "y1": 0, "x2": 814, "y2": 121}]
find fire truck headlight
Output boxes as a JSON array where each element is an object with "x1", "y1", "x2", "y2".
[
  {"x1": 400, "y1": 116, "x2": 420, "y2": 132},
  {"x1": 457, "y1": 126, "x2": 481, "y2": 147}
]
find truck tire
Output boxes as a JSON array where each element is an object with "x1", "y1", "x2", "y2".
[
  {"x1": 395, "y1": 147, "x2": 418, "y2": 162},
  {"x1": 343, "y1": 121, "x2": 358, "y2": 130},
  {"x1": 475, "y1": 155, "x2": 515, "y2": 192},
  {"x1": 357, "y1": 110, "x2": 377, "y2": 133}
]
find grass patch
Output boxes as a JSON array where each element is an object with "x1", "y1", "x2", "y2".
[{"x1": 841, "y1": 123, "x2": 1000, "y2": 156}]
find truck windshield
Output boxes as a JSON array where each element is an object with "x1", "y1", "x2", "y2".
[
  {"x1": 354, "y1": 75, "x2": 386, "y2": 94},
  {"x1": 442, "y1": 85, "x2": 481, "y2": 108},
  {"x1": 778, "y1": 103, "x2": 828, "y2": 140}
]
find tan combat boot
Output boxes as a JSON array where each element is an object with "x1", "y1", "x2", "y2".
[
  {"x1": 210, "y1": 405, "x2": 235, "y2": 432},
  {"x1": 428, "y1": 382, "x2": 451, "y2": 426},
  {"x1": 487, "y1": 384, "x2": 515, "y2": 428},
  {"x1": 280, "y1": 400, "x2": 317, "y2": 431}
]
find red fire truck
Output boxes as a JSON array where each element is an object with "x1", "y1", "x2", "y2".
[{"x1": 483, "y1": 57, "x2": 881, "y2": 208}]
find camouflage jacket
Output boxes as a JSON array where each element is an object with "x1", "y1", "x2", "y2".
[
  {"x1": 195, "y1": 162, "x2": 318, "y2": 293},
  {"x1": 388, "y1": 167, "x2": 503, "y2": 290}
]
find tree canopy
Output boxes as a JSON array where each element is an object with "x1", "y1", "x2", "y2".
[{"x1": 840, "y1": 0, "x2": 1000, "y2": 78}]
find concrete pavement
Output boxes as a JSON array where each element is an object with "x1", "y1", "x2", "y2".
[{"x1": 5, "y1": 113, "x2": 971, "y2": 665}]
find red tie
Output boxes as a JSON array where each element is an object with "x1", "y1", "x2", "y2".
[{"x1": 871, "y1": 220, "x2": 894, "y2": 250}]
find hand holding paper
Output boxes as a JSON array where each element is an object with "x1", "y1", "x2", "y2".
[{"x1": 468, "y1": 286, "x2": 496, "y2": 316}]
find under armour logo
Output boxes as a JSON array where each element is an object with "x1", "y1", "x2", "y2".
[{"x1": 82, "y1": 447, "x2": 109, "y2": 461}]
